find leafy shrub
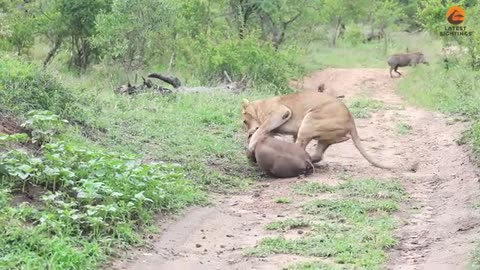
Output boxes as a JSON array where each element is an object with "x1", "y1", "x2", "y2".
[
  {"x1": 0, "y1": 111, "x2": 204, "y2": 269},
  {"x1": 0, "y1": 133, "x2": 29, "y2": 148},
  {"x1": 21, "y1": 110, "x2": 69, "y2": 144},
  {"x1": 0, "y1": 54, "x2": 92, "y2": 124},
  {"x1": 348, "y1": 97, "x2": 384, "y2": 118},
  {"x1": 344, "y1": 24, "x2": 364, "y2": 46},
  {"x1": 199, "y1": 37, "x2": 302, "y2": 92}
]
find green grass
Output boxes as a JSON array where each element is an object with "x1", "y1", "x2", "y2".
[
  {"x1": 249, "y1": 178, "x2": 405, "y2": 268},
  {"x1": 0, "y1": 28, "x2": 462, "y2": 269},
  {"x1": 398, "y1": 61, "x2": 480, "y2": 153},
  {"x1": 275, "y1": 197, "x2": 292, "y2": 204},
  {"x1": 295, "y1": 178, "x2": 405, "y2": 200},
  {"x1": 95, "y1": 91, "x2": 258, "y2": 190},
  {"x1": 0, "y1": 57, "x2": 268, "y2": 269},
  {"x1": 337, "y1": 178, "x2": 406, "y2": 201},
  {"x1": 391, "y1": 35, "x2": 480, "y2": 267},
  {"x1": 293, "y1": 182, "x2": 335, "y2": 196},
  {"x1": 0, "y1": 54, "x2": 94, "y2": 125},
  {"x1": 301, "y1": 31, "x2": 443, "y2": 71},
  {"x1": 285, "y1": 261, "x2": 344, "y2": 270},
  {"x1": 471, "y1": 247, "x2": 480, "y2": 270},
  {"x1": 395, "y1": 123, "x2": 412, "y2": 135},
  {"x1": 347, "y1": 97, "x2": 384, "y2": 118},
  {"x1": 0, "y1": 132, "x2": 205, "y2": 269},
  {"x1": 53, "y1": 66, "x2": 280, "y2": 191},
  {"x1": 266, "y1": 218, "x2": 310, "y2": 231}
]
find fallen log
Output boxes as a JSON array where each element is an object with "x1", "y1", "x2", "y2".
[
  {"x1": 116, "y1": 71, "x2": 248, "y2": 96},
  {"x1": 147, "y1": 73, "x2": 182, "y2": 88}
]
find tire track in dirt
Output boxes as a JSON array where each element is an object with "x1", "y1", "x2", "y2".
[{"x1": 111, "y1": 68, "x2": 480, "y2": 270}]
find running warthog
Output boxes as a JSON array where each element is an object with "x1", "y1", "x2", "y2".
[{"x1": 387, "y1": 52, "x2": 428, "y2": 78}]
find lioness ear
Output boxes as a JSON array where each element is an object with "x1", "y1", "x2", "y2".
[{"x1": 242, "y1": 99, "x2": 249, "y2": 107}]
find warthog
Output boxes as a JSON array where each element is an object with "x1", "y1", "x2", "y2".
[
  {"x1": 387, "y1": 52, "x2": 428, "y2": 78},
  {"x1": 365, "y1": 31, "x2": 384, "y2": 42},
  {"x1": 246, "y1": 110, "x2": 314, "y2": 178}
]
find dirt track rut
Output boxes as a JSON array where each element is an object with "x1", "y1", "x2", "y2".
[{"x1": 111, "y1": 68, "x2": 480, "y2": 270}]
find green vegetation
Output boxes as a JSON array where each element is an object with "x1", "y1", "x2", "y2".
[
  {"x1": 395, "y1": 123, "x2": 412, "y2": 135},
  {"x1": 293, "y1": 182, "x2": 335, "y2": 196},
  {"x1": 275, "y1": 197, "x2": 292, "y2": 204},
  {"x1": 472, "y1": 249, "x2": 480, "y2": 270},
  {"x1": 401, "y1": 1, "x2": 480, "y2": 152},
  {"x1": 0, "y1": 53, "x2": 257, "y2": 269},
  {"x1": 396, "y1": 1, "x2": 480, "y2": 266},
  {"x1": 285, "y1": 261, "x2": 344, "y2": 270},
  {"x1": 0, "y1": 55, "x2": 94, "y2": 125},
  {"x1": 266, "y1": 218, "x2": 310, "y2": 231},
  {"x1": 0, "y1": 111, "x2": 204, "y2": 269},
  {"x1": 2, "y1": 0, "x2": 480, "y2": 268},
  {"x1": 399, "y1": 65, "x2": 480, "y2": 152},
  {"x1": 93, "y1": 88, "x2": 263, "y2": 190},
  {"x1": 301, "y1": 31, "x2": 442, "y2": 71},
  {"x1": 348, "y1": 97, "x2": 384, "y2": 118},
  {"x1": 250, "y1": 178, "x2": 405, "y2": 268}
]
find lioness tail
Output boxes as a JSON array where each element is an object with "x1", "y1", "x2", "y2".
[{"x1": 349, "y1": 121, "x2": 394, "y2": 170}]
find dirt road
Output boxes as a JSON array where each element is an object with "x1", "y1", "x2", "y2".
[{"x1": 111, "y1": 68, "x2": 480, "y2": 270}]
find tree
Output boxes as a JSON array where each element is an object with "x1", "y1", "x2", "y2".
[
  {"x1": 373, "y1": 0, "x2": 406, "y2": 31},
  {"x1": 58, "y1": 0, "x2": 111, "y2": 70},
  {"x1": 319, "y1": 0, "x2": 369, "y2": 46},
  {"x1": 228, "y1": 0, "x2": 257, "y2": 39},
  {"x1": 462, "y1": 3, "x2": 480, "y2": 69},
  {"x1": 0, "y1": 0, "x2": 37, "y2": 55},
  {"x1": 35, "y1": 0, "x2": 69, "y2": 68},
  {"x1": 226, "y1": 0, "x2": 309, "y2": 50},
  {"x1": 92, "y1": 0, "x2": 176, "y2": 72}
]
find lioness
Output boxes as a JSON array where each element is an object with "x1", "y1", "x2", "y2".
[
  {"x1": 247, "y1": 110, "x2": 314, "y2": 178},
  {"x1": 242, "y1": 91, "x2": 394, "y2": 169}
]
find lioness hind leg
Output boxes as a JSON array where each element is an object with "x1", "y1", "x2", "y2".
[
  {"x1": 311, "y1": 143, "x2": 329, "y2": 163},
  {"x1": 311, "y1": 136, "x2": 350, "y2": 163},
  {"x1": 296, "y1": 112, "x2": 350, "y2": 160}
]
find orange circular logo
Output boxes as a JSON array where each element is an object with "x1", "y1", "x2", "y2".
[{"x1": 446, "y1": 6, "x2": 465, "y2": 25}]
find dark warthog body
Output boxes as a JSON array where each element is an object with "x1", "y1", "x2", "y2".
[
  {"x1": 252, "y1": 135, "x2": 314, "y2": 178},
  {"x1": 246, "y1": 110, "x2": 314, "y2": 178},
  {"x1": 366, "y1": 31, "x2": 384, "y2": 42},
  {"x1": 387, "y1": 52, "x2": 428, "y2": 77}
]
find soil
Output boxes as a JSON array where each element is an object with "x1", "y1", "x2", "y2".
[
  {"x1": 0, "y1": 115, "x2": 24, "y2": 135},
  {"x1": 110, "y1": 68, "x2": 480, "y2": 270}
]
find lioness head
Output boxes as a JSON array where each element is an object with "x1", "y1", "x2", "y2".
[{"x1": 242, "y1": 99, "x2": 260, "y2": 139}]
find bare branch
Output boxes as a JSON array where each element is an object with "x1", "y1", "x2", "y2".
[
  {"x1": 223, "y1": 70, "x2": 233, "y2": 83},
  {"x1": 284, "y1": 12, "x2": 302, "y2": 27}
]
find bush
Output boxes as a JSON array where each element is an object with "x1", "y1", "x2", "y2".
[
  {"x1": 0, "y1": 54, "x2": 92, "y2": 124},
  {"x1": 0, "y1": 111, "x2": 204, "y2": 269},
  {"x1": 344, "y1": 24, "x2": 364, "y2": 46},
  {"x1": 199, "y1": 37, "x2": 302, "y2": 92}
]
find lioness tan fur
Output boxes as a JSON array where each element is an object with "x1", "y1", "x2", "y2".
[
  {"x1": 242, "y1": 91, "x2": 395, "y2": 169},
  {"x1": 248, "y1": 110, "x2": 314, "y2": 178}
]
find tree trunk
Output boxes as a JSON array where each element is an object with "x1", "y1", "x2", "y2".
[
  {"x1": 383, "y1": 31, "x2": 388, "y2": 56},
  {"x1": 43, "y1": 38, "x2": 62, "y2": 68},
  {"x1": 332, "y1": 17, "x2": 342, "y2": 47},
  {"x1": 167, "y1": 51, "x2": 176, "y2": 72},
  {"x1": 71, "y1": 37, "x2": 92, "y2": 71}
]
